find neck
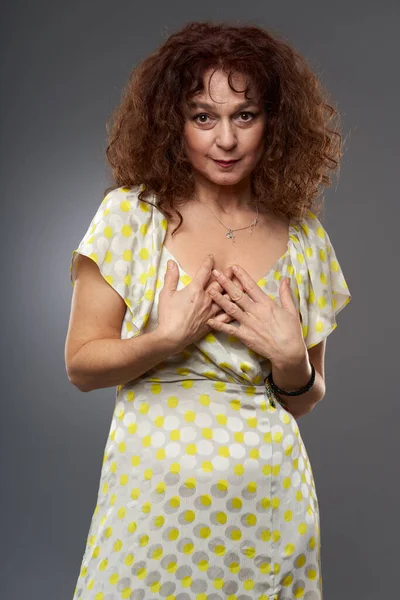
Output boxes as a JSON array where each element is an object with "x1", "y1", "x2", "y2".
[{"x1": 192, "y1": 194, "x2": 257, "y2": 218}]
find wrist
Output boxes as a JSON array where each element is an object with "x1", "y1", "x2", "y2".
[
  {"x1": 270, "y1": 353, "x2": 312, "y2": 393},
  {"x1": 153, "y1": 326, "x2": 184, "y2": 353}
]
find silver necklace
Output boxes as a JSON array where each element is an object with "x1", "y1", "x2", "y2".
[{"x1": 194, "y1": 195, "x2": 259, "y2": 243}]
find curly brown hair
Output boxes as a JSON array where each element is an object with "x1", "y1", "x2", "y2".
[{"x1": 104, "y1": 20, "x2": 344, "y2": 234}]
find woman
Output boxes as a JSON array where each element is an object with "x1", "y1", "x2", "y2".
[{"x1": 66, "y1": 21, "x2": 351, "y2": 600}]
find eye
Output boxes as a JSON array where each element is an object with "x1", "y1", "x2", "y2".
[
  {"x1": 191, "y1": 111, "x2": 257, "y2": 124},
  {"x1": 192, "y1": 113, "x2": 211, "y2": 124},
  {"x1": 238, "y1": 111, "x2": 257, "y2": 121}
]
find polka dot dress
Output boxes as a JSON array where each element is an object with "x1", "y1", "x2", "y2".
[{"x1": 69, "y1": 186, "x2": 351, "y2": 600}]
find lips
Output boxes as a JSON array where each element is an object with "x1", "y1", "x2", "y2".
[{"x1": 213, "y1": 159, "x2": 239, "y2": 165}]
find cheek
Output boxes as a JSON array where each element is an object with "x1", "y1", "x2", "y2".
[{"x1": 185, "y1": 123, "x2": 216, "y2": 150}]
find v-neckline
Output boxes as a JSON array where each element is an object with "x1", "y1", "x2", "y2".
[{"x1": 161, "y1": 222, "x2": 294, "y2": 287}]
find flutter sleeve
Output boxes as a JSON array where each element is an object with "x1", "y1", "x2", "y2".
[
  {"x1": 69, "y1": 185, "x2": 165, "y2": 336},
  {"x1": 291, "y1": 211, "x2": 352, "y2": 349}
]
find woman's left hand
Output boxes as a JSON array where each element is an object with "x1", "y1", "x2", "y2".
[{"x1": 206, "y1": 264, "x2": 307, "y2": 368}]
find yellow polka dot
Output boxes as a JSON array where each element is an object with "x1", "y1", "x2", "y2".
[
  {"x1": 167, "y1": 396, "x2": 179, "y2": 408},
  {"x1": 200, "y1": 494, "x2": 212, "y2": 507},
  {"x1": 117, "y1": 507, "x2": 126, "y2": 519},
  {"x1": 234, "y1": 463, "x2": 244, "y2": 476},
  {"x1": 216, "y1": 511, "x2": 227, "y2": 524},
  {"x1": 282, "y1": 573, "x2": 294, "y2": 586},
  {"x1": 127, "y1": 521, "x2": 137, "y2": 533},
  {"x1": 214, "y1": 381, "x2": 227, "y2": 392},
  {"x1": 184, "y1": 410, "x2": 196, "y2": 422},
  {"x1": 124, "y1": 554, "x2": 134, "y2": 566},
  {"x1": 218, "y1": 446, "x2": 230, "y2": 458},
  {"x1": 231, "y1": 528, "x2": 242, "y2": 541},
  {"x1": 98, "y1": 559, "x2": 108, "y2": 571},
  {"x1": 298, "y1": 522, "x2": 307, "y2": 535},
  {"x1": 184, "y1": 510, "x2": 195, "y2": 522},
  {"x1": 201, "y1": 460, "x2": 214, "y2": 473},
  {"x1": 295, "y1": 554, "x2": 307, "y2": 568},
  {"x1": 199, "y1": 525, "x2": 211, "y2": 538}
]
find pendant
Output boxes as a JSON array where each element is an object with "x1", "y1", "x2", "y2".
[
  {"x1": 226, "y1": 229, "x2": 235, "y2": 242},
  {"x1": 249, "y1": 216, "x2": 258, "y2": 236}
]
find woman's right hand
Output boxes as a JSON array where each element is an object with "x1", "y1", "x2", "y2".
[{"x1": 157, "y1": 254, "x2": 244, "y2": 351}]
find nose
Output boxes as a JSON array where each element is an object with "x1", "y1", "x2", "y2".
[{"x1": 215, "y1": 119, "x2": 238, "y2": 149}]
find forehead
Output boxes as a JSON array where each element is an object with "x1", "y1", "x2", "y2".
[{"x1": 187, "y1": 69, "x2": 261, "y2": 108}]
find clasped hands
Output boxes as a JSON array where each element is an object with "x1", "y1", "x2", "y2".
[{"x1": 207, "y1": 263, "x2": 307, "y2": 368}]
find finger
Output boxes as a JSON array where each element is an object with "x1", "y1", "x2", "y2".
[
  {"x1": 210, "y1": 269, "x2": 252, "y2": 312},
  {"x1": 195, "y1": 254, "x2": 215, "y2": 290},
  {"x1": 207, "y1": 266, "x2": 232, "y2": 290},
  {"x1": 207, "y1": 288, "x2": 245, "y2": 322},
  {"x1": 210, "y1": 293, "x2": 232, "y2": 317},
  {"x1": 228, "y1": 265, "x2": 269, "y2": 303},
  {"x1": 231, "y1": 274, "x2": 244, "y2": 292},
  {"x1": 206, "y1": 279, "x2": 224, "y2": 295},
  {"x1": 206, "y1": 315, "x2": 239, "y2": 337},
  {"x1": 207, "y1": 268, "x2": 243, "y2": 296},
  {"x1": 213, "y1": 311, "x2": 234, "y2": 324}
]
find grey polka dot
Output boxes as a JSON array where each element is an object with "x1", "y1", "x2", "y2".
[
  {"x1": 160, "y1": 554, "x2": 177, "y2": 569},
  {"x1": 179, "y1": 482, "x2": 196, "y2": 497},
  {"x1": 146, "y1": 543, "x2": 163, "y2": 558},
  {"x1": 145, "y1": 570, "x2": 161, "y2": 586},
  {"x1": 159, "y1": 581, "x2": 176, "y2": 597},
  {"x1": 117, "y1": 577, "x2": 132, "y2": 591},
  {"x1": 131, "y1": 590, "x2": 146, "y2": 600},
  {"x1": 223, "y1": 579, "x2": 239, "y2": 594},
  {"x1": 223, "y1": 550, "x2": 240, "y2": 567},
  {"x1": 210, "y1": 482, "x2": 228, "y2": 499},
  {"x1": 131, "y1": 560, "x2": 147, "y2": 576},
  {"x1": 175, "y1": 565, "x2": 192, "y2": 580},
  {"x1": 238, "y1": 566, "x2": 255, "y2": 582},
  {"x1": 164, "y1": 471, "x2": 180, "y2": 486},
  {"x1": 304, "y1": 592, "x2": 321, "y2": 600},
  {"x1": 176, "y1": 536, "x2": 194, "y2": 551},
  {"x1": 190, "y1": 578, "x2": 208, "y2": 593}
]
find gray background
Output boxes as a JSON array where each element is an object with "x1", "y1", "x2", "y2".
[{"x1": 1, "y1": 1, "x2": 398, "y2": 598}]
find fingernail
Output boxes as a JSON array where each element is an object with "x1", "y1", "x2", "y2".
[
  {"x1": 167, "y1": 260, "x2": 173, "y2": 269},
  {"x1": 209, "y1": 254, "x2": 213, "y2": 259},
  {"x1": 212, "y1": 269, "x2": 221, "y2": 276},
  {"x1": 232, "y1": 265, "x2": 238, "y2": 272}
]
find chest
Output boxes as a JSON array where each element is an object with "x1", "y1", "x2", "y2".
[{"x1": 163, "y1": 207, "x2": 291, "y2": 284}]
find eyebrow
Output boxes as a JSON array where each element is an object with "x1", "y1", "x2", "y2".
[{"x1": 188, "y1": 100, "x2": 258, "y2": 112}]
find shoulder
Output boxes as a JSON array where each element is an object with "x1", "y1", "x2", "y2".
[
  {"x1": 101, "y1": 184, "x2": 147, "y2": 215},
  {"x1": 288, "y1": 210, "x2": 352, "y2": 349},
  {"x1": 291, "y1": 210, "x2": 335, "y2": 262}
]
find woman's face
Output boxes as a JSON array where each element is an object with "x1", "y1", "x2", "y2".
[{"x1": 182, "y1": 69, "x2": 267, "y2": 188}]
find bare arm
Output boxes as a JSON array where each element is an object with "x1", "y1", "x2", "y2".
[
  {"x1": 67, "y1": 329, "x2": 178, "y2": 392},
  {"x1": 65, "y1": 254, "x2": 180, "y2": 392}
]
